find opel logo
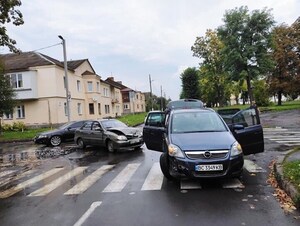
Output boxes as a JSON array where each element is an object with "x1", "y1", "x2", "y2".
[{"x1": 204, "y1": 151, "x2": 212, "y2": 159}]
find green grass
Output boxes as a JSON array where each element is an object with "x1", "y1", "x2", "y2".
[
  {"x1": 118, "y1": 112, "x2": 147, "y2": 126},
  {"x1": 283, "y1": 160, "x2": 300, "y2": 193}
]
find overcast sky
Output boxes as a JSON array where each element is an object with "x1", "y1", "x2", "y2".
[{"x1": 2, "y1": 0, "x2": 299, "y2": 100}]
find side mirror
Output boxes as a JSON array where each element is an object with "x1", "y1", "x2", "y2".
[{"x1": 233, "y1": 124, "x2": 244, "y2": 130}]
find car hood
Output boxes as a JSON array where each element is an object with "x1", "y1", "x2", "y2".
[
  {"x1": 170, "y1": 131, "x2": 236, "y2": 151},
  {"x1": 38, "y1": 129, "x2": 61, "y2": 136},
  {"x1": 107, "y1": 127, "x2": 141, "y2": 136}
]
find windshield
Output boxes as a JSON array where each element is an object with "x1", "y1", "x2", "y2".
[
  {"x1": 58, "y1": 122, "x2": 74, "y2": 130},
  {"x1": 101, "y1": 120, "x2": 127, "y2": 129},
  {"x1": 171, "y1": 111, "x2": 227, "y2": 133}
]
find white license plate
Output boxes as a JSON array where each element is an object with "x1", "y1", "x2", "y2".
[{"x1": 195, "y1": 164, "x2": 223, "y2": 171}]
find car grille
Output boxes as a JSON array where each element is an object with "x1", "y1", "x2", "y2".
[
  {"x1": 126, "y1": 134, "x2": 139, "y2": 139},
  {"x1": 185, "y1": 150, "x2": 229, "y2": 160}
]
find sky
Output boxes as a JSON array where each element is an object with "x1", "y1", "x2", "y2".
[{"x1": 2, "y1": 0, "x2": 299, "y2": 100}]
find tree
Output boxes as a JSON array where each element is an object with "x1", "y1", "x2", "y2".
[
  {"x1": 0, "y1": 0, "x2": 24, "y2": 52},
  {"x1": 268, "y1": 20, "x2": 300, "y2": 105},
  {"x1": 180, "y1": 67, "x2": 200, "y2": 99},
  {"x1": 218, "y1": 6, "x2": 275, "y2": 105},
  {"x1": 191, "y1": 29, "x2": 230, "y2": 106}
]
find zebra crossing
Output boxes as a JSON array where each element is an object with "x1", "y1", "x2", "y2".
[
  {"x1": 0, "y1": 159, "x2": 266, "y2": 199},
  {"x1": 263, "y1": 127, "x2": 300, "y2": 146}
]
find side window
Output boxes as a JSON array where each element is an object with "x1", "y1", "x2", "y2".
[
  {"x1": 146, "y1": 112, "x2": 165, "y2": 127},
  {"x1": 81, "y1": 121, "x2": 92, "y2": 130},
  {"x1": 92, "y1": 122, "x2": 102, "y2": 131},
  {"x1": 233, "y1": 108, "x2": 257, "y2": 127}
]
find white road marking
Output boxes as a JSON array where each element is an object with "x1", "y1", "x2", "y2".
[
  {"x1": 269, "y1": 138, "x2": 300, "y2": 141},
  {"x1": 180, "y1": 180, "x2": 202, "y2": 189},
  {"x1": 286, "y1": 143, "x2": 300, "y2": 146},
  {"x1": 0, "y1": 168, "x2": 64, "y2": 198},
  {"x1": 0, "y1": 170, "x2": 17, "y2": 178},
  {"x1": 275, "y1": 140, "x2": 300, "y2": 143},
  {"x1": 244, "y1": 159, "x2": 266, "y2": 173},
  {"x1": 64, "y1": 165, "x2": 115, "y2": 195},
  {"x1": 141, "y1": 162, "x2": 164, "y2": 191},
  {"x1": 222, "y1": 178, "x2": 245, "y2": 189},
  {"x1": 73, "y1": 201, "x2": 102, "y2": 226},
  {"x1": 103, "y1": 163, "x2": 140, "y2": 193},
  {"x1": 28, "y1": 167, "x2": 88, "y2": 197},
  {"x1": 0, "y1": 170, "x2": 36, "y2": 187}
]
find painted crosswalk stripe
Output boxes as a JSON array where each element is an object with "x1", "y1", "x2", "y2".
[
  {"x1": 0, "y1": 170, "x2": 17, "y2": 178},
  {"x1": 180, "y1": 180, "x2": 202, "y2": 190},
  {"x1": 141, "y1": 162, "x2": 164, "y2": 191},
  {"x1": 222, "y1": 178, "x2": 245, "y2": 189},
  {"x1": 0, "y1": 170, "x2": 36, "y2": 188},
  {"x1": 269, "y1": 138, "x2": 300, "y2": 141},
  {"x1": 0, "y1": 168, "x2": 64, "y2": 199},
  {"x1": 64, "y1": 165, "x2": 115, "y2": 195},
  {"x1": 74, "y1": 201, "x2": 102, "y2": 226},
  {"x1": 28, "y1": 167, "x2": 88, "y2": 197},
  {"x1": 275, "y1": 140, "x2": 300, "y2": 143},
  {"x1": 103, "y1": 163, "x2": 140, "y2": 193},
  {"x1": 244, "y1": 159, "x2": 266, "y2": 173}
]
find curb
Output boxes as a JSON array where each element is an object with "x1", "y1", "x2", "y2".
[{"x1": 273, "y1": 150, "x2": 300, "y2": 209}]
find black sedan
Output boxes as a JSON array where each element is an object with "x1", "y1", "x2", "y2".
[
  {"x1": 34, "y1": 120, "x2": 88, "y2": 146},
  {"x1": 74, "y1": 119, "x2": 144, "y2": 152}
]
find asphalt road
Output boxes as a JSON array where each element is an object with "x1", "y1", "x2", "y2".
[{"x1": 0, "y1": 110, "x2": 300, "y2": 226}]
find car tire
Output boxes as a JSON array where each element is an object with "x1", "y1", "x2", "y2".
[
  {"x1": 107, "y1": 140, "x2": 115, "y2": 153},
  {"x1": 50, "y1": 136, "x2": 62, "y2": 146},
  {"x1": 77, "y1": 138, "x2": 86, "y2": 149},
  {"x1": 159, "y1": 153, "x2": 174, "y2": 180}
]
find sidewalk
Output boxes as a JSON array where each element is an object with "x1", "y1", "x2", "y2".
[{"x1": 274, "y1": 149, "x2": 300, "y2": 209}]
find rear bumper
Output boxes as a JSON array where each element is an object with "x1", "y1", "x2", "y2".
[{"x1": 169, "y1": 154, "x2": 244, "y2": 179}]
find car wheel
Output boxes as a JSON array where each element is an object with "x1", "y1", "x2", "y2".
[
  {"x1": 50, "y1": 136, "x2": 62, "y2": 146},
  {"x1": 159, "y1": 153, "x2": 174, "y2": 180},
  {"x1": 77, "y1": 138, "x2": 86, "y2": 149},
  {"x1": 107, "y1": 140, "x2": 116, "y2": 153}
]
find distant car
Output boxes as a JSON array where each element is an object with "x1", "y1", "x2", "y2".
[
  {"x1": 74, "y1": 119, "x2": 144, "y2": 152},
  {"x1": 34, "y1": 120, "x2": 88, "y2": 146},
  {"x1": 143, "y1": 100, "x2": 264, "y2": 180}
]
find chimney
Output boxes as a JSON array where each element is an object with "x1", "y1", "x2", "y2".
[{"x1": 108, "y1": 77, "x2": 114, "y2": 81}]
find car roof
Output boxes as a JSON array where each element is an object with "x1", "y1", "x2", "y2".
[
  {"x1": 166, "y1": 99, "x2": 204, "y2": 111},
  {"x1": 171, "y1": 108, "x2": 215, "y2": 114}
]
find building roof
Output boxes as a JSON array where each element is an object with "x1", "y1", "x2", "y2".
[
  {"x1": 105, "y1": 77, "x2": 128, "y2": 90},
  {"x1": 67, "y1": 59, "x2": 96, "y2": 74}
]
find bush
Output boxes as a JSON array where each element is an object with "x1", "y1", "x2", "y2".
[
  {"x1": 2, "y1": 123, "x2": 13, "y2": 131},
  {"x1": 1, "y1": 122, "x2": 26, "y2": 132},
  {"x1": 253, "y1": 80, "x2": 270, "y2": 106}
]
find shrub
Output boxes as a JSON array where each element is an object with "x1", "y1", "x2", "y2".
[{"x1": 12, "y1": 121, "x2": 26, "y2": 131}]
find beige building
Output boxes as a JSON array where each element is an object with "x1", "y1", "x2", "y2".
[{"x1": 0, "y1": 52, "x2": 144, "y2": 127}]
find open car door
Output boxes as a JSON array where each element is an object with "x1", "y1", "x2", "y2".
[
  {"x1": 230, "y1": 107, "x2": 264, "y2": 155},
  {"x1": 143, "y1": 111, "x2": 165, "y2": 152}
]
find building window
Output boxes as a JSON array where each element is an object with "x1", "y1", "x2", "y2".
[
  {"x1": 97, "y1": 82, "x2": 100, "y2": 92},
  {"x1": 124, "y1": 104, "x2": 129, "y2": 109},
  {"x1": 3, "y1": 112, "x2": 13, "y2": 120},
  {"x1": 77, "y1": 103, "x2": 82, "y2": 115},
  {"x1": 8, "y1": 73, "x2": 23, "y2": 88},
  {"x1": 98, "y1": 103, "x2": 101, "y2": 115},
  {"x1": 77, "y1": 80, "x2": 81, "y2": 92},
  {"x1": 136, "y1": 94, "x2": 138, "y2": 99},
  {"x1": 89, "y1": 103, "x2": 94, "y2": 114},
  {"x1": 105, "y1": 105, "x2": 110, "y2": 114},
  {"x1": 16, "y1": 105, "x2": 25, "y2": 118},
  {"x1": 103, "y1": 87, "x2": 109, "y2": 97},
  {"x1": 137, "y1": 104, "x2": 139, "y2": 109},
  {"x1": 87, "y1": 81, "x2": 93, "y2": 92}
]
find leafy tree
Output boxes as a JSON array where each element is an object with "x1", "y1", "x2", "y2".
[
  {"x1": 0, "y1": 0, "x2": 24, "y2": 52},
  {"x1": 268, "y1": 21, "x2": 300, "y2": 105},
  {"x1": 180, "y1": 67, "x2": 200, "y2": 99},
  {"x1": 253, "y1": 79, "x2": 270, "y2": 106},
  {"x1": 192, "y1": 29, "x2": 230, "y2": 106},
  {"x1": 218, "y1": 6, "x2": 275, "y2": 105}
]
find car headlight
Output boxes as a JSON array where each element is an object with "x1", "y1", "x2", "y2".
[
  {"x1": 38, "y1": 135, "x2": 48, "y2": 139},
  {"x1": 230, "y1": 141, "x2": 242, "y2": 156},
  {"x1": 117, "y1": 135, "x2": 127, "y2": 141},
  {"x1": 168, "y1": 144, "x2": 185, "y2": 158}
]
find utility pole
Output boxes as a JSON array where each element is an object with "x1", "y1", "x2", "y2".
[
  {"x1": 149, "y1": 74, "x2": 153, "y2": 111},
  {"x1": 160, "y1": 85, "x2": 163, "y2": 111},
  {"x1": 58, "y1": 35, "x2": 71, "y2": 122}
]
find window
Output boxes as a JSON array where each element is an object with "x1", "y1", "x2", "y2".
[
  {"x1": 97, "y1": 82, "x2": 100, "y2": 92},
  {"x1": 8, "y1": 73, "x2": 23, "y2": 88},
  {"x1": 16, "y1": 105, "x2": 25, "y2": 118},
  {"x1": 87, "y1": 81, "x2": 93, "y2": 92},
  {"x1": 103, "y1": 87, "x2": 109, "y2": 97},
  {"x1": 105, "y1": 105, "x2": 110, "y2": 114},
  {"x1": 98, "y1": 103, "x2": 101, "y2": 115},
  {"x1": 77, "y1": 103, "x2": 82, "y2": 115},
  {"x1": 136, "y1": 94, "x2": 138, "y2": 99},
  {"x1": 89, "y1": 103, "x2": 94, "y2": 114},
  {"x1": 77, "y1": 80, "x2": 81, "y2": 92},
  {"x1": 124, "y1": 104, "x2": 129, "y2": 109},
  {"x1": 64, "y1": 103, "x2": 68, "y2": 116},
  {"x1": 137, "y1": 104, "x2": 139, "y2": 109},
  {"x1": 3, "y1": 113, "x2": 13, "y2": 120}
]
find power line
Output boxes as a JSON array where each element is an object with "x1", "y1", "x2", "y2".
[{"x1": 30, "y1": 42, "x2": 61, "y2": 53}]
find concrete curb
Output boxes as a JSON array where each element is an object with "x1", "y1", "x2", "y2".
[{"x1": 274, "y1": 150, "x2": 300, "y2": 209}]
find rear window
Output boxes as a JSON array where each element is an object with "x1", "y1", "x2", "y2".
[{"x1": 171, "y1": 111, "x2": 227, "y2": 133}]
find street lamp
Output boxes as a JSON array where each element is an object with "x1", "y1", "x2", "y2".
[{"x1": 58, "y1": 35, "x2": 71, "y2": 122}]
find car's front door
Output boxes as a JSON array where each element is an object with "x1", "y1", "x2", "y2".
[
  {"x1": 90, "y1": 122, "x2": 104, "y2": 146},
  {"x1": 231, "y1": 107, "x2": 264, "y2": 155},
  {"x1": 143, "y1": 112, "x2": 165, "y2": 152}
]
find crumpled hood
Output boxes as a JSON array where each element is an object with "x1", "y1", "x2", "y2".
[
  {"x1": 170, "y1": 131, "x2": 236, "y2": 151},
  {"x1": 107, "y1": 127, "x2": 142, "y2": 136}
]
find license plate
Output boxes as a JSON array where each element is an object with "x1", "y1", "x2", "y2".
[
  {"x1": 130, "y1": 138, "x2": 139, "y2": 144},
  {"x1": 195, "y1": 164, "x2": 223, "y2": 171}
]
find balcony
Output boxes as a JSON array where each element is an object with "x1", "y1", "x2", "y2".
[{"x1": 111, "y1": 98, "x2": 119, "y2": 104}]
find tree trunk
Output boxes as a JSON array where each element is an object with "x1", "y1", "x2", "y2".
[
  {"x1": 277, "y1": 91, "x2": 282, "y2": 106},
  {"x1": 246, "y1": 73, "x2": 254, "y2": 106}
]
